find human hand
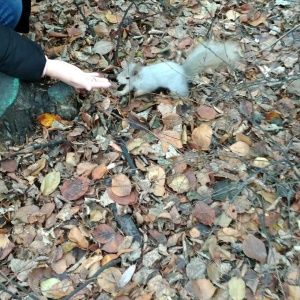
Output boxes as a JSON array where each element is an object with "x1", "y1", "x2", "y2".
[{"x1": 43, "y1": 59, "x2": 111, "y2": 91}]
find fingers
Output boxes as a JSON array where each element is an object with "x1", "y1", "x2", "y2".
[{"x1": 87, "y1": 75, "x2": 111, "y2": 89}]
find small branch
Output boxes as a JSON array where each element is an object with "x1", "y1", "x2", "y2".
[
  {"x1": 62, "y1": 258, "x2": 121, "y2": 300},
  {"x1": 0, "y1": 139, "x2": 66, "y2": 162}
]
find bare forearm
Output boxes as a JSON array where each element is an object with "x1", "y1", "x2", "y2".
[{"x1": 43, "y1": 59, "x2": 111, "y2": 90}]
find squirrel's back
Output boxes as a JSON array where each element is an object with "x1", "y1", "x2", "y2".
[{"x1": 183, "y1": 40, "x2": 241, "y2": 77}]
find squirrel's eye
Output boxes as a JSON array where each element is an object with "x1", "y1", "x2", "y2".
[{"x1": 126, "y1": 76, "x2": 130, "y2": 79}]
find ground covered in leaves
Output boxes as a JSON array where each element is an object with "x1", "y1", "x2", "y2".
[{"x1": 1, "y1": 0, "x2": 300, "y2": 299}]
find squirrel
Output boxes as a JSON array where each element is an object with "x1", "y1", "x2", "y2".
[{"x1": 116, "y1": 40, "x2": 241, "y2": 97}]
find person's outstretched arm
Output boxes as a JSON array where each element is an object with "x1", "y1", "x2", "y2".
[{"x1": 0, "y1": 24, "x2": 111, "y2": 90}]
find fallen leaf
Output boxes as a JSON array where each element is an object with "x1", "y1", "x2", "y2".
[
  {"x1": 192, "y1": 124, "x2": 213, "y2": 150},
  {"x1": 76, "y1": 162, "x2": 98, "y2": 176},
  {"x1": 146, "y1": 166, "x2": 166, "y2": 196},
  {"x1": 158, "y1": 130, "x2": 183, "y2": 150},
  {"x1": 40, "y1": 170, "x2": 61, "y2": 196},
  {"x1": 68, "y1": 227, "x2": 89, "y2": 249},
  {"x1": 61, "y1": 176, "x2": 90, "y2": 201},
  {"x1": 197, "y1": 107, "x2": 217, "y2": 120},
  {"x1": 229, "y1": 141, "x2": 250, "y2": 156},
  {"x1": 168, "y1": 174, "x2": 190, "y2": 193},
  {"x1": 97, "y1": 267, "x2": 122, "y2": 293},
  {"x1": 37, "y1": 113, "x2": 62, "y2": 127},
  {"x1": 192, "y1": 202, "x2": 215, "y2": 226},
  {"x1": 190, "y1": 278, "x2": 216, "y2": 300},
  {"x1": 242, "y1": 234, "x2": 267, "y2": 264},
  {"x1": 118, "y1": 264, "x2": 137, "y2": 288},
  {"x1": 92, "y1": 164, "x2": 107, "y2": 180},
  {"x1": 111, "y1": 174, "x2": 132, "y2": 197},
  {"x1": 106, "y1": 188, "x2": 138, "y2": 205},
  {"x1": 228, "y1": 277, "x2": 246, "y2": 300}
]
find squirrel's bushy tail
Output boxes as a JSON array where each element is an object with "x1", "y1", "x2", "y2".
[{"x1": 183, "y1": 40, "x2": 241, "y2": 77}]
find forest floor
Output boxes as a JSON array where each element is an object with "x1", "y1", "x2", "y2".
[{"x1": 0, "y1": 0, "x2": 300, "y2": 299}]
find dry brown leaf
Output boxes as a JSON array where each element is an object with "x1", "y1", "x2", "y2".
[
  {"x1": 76, "y1": 162, "x2": 98, "y2": 176},
  {"x1": 288, "y1": 285, "x2": 300, "y2": 300},
  {"x1": 92, "y1": 164, "x2": 107, "y2": 180},
  {"x1": 111, "y1": 174, "x2": 132, "y2": 197},
  {"x1": 197, "y1": 107, "x2": 217, "y2": 120},
  {"x1": 190, "y1": 278, "x2": 216, "y2": 300},
  {"x1": 192, "y1": 202, "x2": 215, "y2": 226},
  {"x1": 192, "y1": 124, "x2": 213, "y2": 150},
  {"x1": 158, "y1": 130, "x2": 183, "y2": 150},
  {"x1": 68, "y1": 227, "x2": 89, "y2": 249},
  {"x1": 168, "y1": 174, "x2": 190, "y2": 193},
  {"x1": 229, "y1": 141, "x2": 250, "y2": 156},
  {"x1": 162, "y1": 113, "x2": 182, "y2": 129},
  {"x1": 146, "y1": 166, "x2": 166, "y2": 196},
  {"x1": 242, "y1": 234, "x2": 267, "y2": 264},
  {"x1": 97, "y1": 267, "x2": 122, "y2": 293}
]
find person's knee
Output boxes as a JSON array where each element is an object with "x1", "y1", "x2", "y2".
[{"x1": 0, "y1": 0, "x2": 23, "y2": 29}]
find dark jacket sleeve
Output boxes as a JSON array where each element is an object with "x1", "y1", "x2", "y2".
[
  {"x1": 0, "y1": 24, "x2": 46, "y2": 82},
  {"x1": 14, "y1": 0, "x2": 31, "y2": 33}
]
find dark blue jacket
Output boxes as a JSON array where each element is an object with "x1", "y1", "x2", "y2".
[{"x1": 0, "y1": 0, "x2": 46, "y2": 82}]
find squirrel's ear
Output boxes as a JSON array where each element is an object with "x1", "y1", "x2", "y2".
[{"x1": 132, "y1": 64, "x2": 142, "y2": 76}]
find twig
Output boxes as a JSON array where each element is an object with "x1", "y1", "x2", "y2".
[
  {"x1": 113, "y1": 1, "x2": 136, "y2": 65},
  {"x1": 0, "y1": 139, "x2": 66, "y2": 162},
  {"x1": 0, "y1": 283, "x2": 22, "y2": 300},
  {"x1": 73, "y1": 0, "x2": 95, "y2": 37},
  {"x1": 117, "y1": 138, "x2": 137, "y2": 176},
  {"x1": 0, "y1": 272, "x2": 40, "y2": 300},
  {"x1": 62, "y1": 258, "x2": 121, "y2": 300}
]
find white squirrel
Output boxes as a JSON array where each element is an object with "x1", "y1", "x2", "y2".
[{"x1": 116, "y1": 40, "x2": 241, "y2": 97}]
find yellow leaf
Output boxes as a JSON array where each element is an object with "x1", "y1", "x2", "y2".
[
  {"x1": 41, "y1": 171, "x2": 61, "y2": 196},
  {"x1": 168, "y1": 174, "x2": 190, "y2": 193},
  {"x1": 228, "y1": 277, "x2": 246, "y2": 300},
  {"x1": 37, "y1": 113, "x2": 61, "y2": 127}
]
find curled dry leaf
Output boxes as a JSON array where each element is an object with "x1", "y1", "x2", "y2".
[
  {"x1": 25, "y1": 156, "x2": 46, "y2": 176},
  {"x1": 68, "y1": 227, "x2": 89, "y2": 249},
  {"x1": 40, "y1": 170, "x2": 61, "y2": 196},
  {"x1": 146, "y1": 166, "x2": 166, "y2": 196},
  {"x1": 111, "y1": 174, "x2": 132, "y2": 197},
  {"x1": 242, "y1": 234, "x2": 267, "y2": 264},
  {"x1": 168, "y1": 174, "x2": 190, "y2": 193},
  {"x1": 192, "y1": 124, "x2": 213, "y2": 150},
  {"x1": 252, "y1": 157, "x2": 269, "y2": 168}
]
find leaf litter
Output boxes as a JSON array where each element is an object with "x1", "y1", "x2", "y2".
[{"x1": 0, "y1": 0, "x2": 300, "y2": 299}]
